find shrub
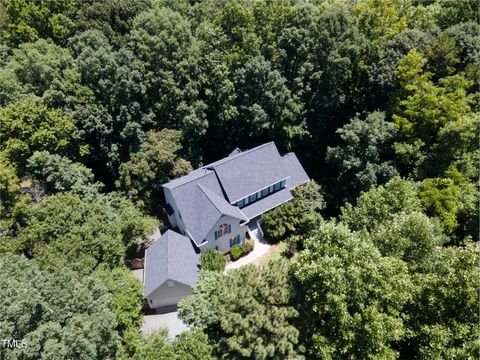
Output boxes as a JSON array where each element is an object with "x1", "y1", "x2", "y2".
[
  {"x1": 201, "y1": 248, "x2": 226, "y2": 271},
  {"x1": 243, "y1": 239, "x2": 255, "y2": 254},
  {"x1": 230, "y1": 246, "x2": 244, "y2": 260}
]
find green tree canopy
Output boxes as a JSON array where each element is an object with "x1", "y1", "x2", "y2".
[
  {"x1": 326, "y1": 111, "x2": 398, "y2": 205},
  {"x1": 341, "y1": 177, "x2": 422, "y2": 233},
  {"x1": 200, "y1": 248, "x2": 226, "y2": 272},
  {"x1": 16, "y1": 193, "x2": 155, "y2": 274},
  {"x1": 0, "y1": 254, "x2": 120, "y2": 360},
  {"x1": 295, "y1": 222, "x2": 412, "y2": 359},
  {"x1": 0, "y1": 98, "x2": 78, "y2": 172},
  {"x1": 179, "y1": 261, "x2": 302, "y2": 359},
  {"x1": 27, "y1": 151, "x2": 102, "y2": 195},
  {"x1": 117, "y1": 129, "x2": 192, "y2": 212},
  {"x1": 132, "y1": 328, "x2": 216, "y2": 360}
]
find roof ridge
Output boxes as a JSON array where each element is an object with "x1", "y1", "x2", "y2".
[
  {"x1": 197, "y1": 184, "x2": 222, "y2": 214},
  {"x1": 205, "y1": 142, "x2": 275, "y2": 168},
  {"x1": 163, "y1": 168, "x2": 212, "y2": 189},
  {"x1": 167, "y1": 231, "x2": 171, "y2": 280}
]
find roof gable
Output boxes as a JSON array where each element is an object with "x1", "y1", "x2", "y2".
[{"x1": 144, "y1": 230, "x2": 200, "y2": 297}]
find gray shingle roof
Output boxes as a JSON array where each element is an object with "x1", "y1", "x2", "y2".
[
  {"x1": 162, "y1": 142, "x2": 310, "y2": 241},
  {"x1": 241, "y1": 188, "x2": 293, "y2": 219},
  {"x1": 198, "y1": 185, "x2": 248, "y2": 222},
  {"x1": 144, "y1": 230, "x2": 200, "y2": 297},
  {"x1": 282, "y1": 153, "x2": 310, "y2": 189},
  {"x1": 206, "y1": 142, "x2": 288, "y2": 202}
]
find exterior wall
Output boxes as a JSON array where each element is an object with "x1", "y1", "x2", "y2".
[
  {"x1": 146, "y1": 279, "x2": 192, "y2": 310},
  {"x1": 203, "y1": 215, "x2": 246, "y2": 254},
  {"x1": 163, "y1": 188, "x2": 185, "y2": 233}
]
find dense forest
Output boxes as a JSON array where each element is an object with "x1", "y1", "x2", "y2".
[{"x1": 0, "y1": 0, "x2": 478, "y2": 359}]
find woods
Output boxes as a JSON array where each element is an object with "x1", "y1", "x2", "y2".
[{"x1": 0, "y1": 0, "x2": 478, "y2": 359}]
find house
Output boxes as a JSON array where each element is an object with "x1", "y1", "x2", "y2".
[
  {"x1": 144, "y1": 142, "x2": 309, "y2": 311},
  {"x1": 143, "y1": 230, "x2": 200, "y2": 311},
  {"x1": 162, "y1": 141, "x2": 309, "y2": 254}
]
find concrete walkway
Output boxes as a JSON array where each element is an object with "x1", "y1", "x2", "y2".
[{"x1": 225, "y1": 236, "x2": 271, "y2": 270}]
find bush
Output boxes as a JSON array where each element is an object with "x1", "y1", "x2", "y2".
[
  {"x1": 230, "y1": 246, "x2": 244, "y2": 260},
  {"x1": 201, "y1": 248, "x2": 226, "y2": 271},
  {"x1": 243, "y1": 239, "x2": 254, "y2": 254}
]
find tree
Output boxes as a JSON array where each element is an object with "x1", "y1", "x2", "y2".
[
  {"x1": 0, "y1": 98, "x2": 78, "y2": 172},
  {"x1": 262, "y1": 181, "x2": 324, "y2": 246},
  {"x1": 326, "y1": 111, "x2": 398, "y2": 205},
  {"x1": 368, "y1": 211, "x2": 445, "y2": 266},
  {"x1": 27, "y1": 151, "x2": 102, "y2": 195},
  {"x1": 0, "y1": 254, "x2": 120, "y2": 360},
  {"x1": 0, "y1": 161, "x2": 29, "y2": 249},
  {"x1": 340, "y1": 177, "x2": 422, "y2": 233},
  {"x1": 179, "y1": 262, "x2": 302, "y2": 359},
  {"x1": 128, "y1": 5, "x2": 207, "y2": 162},
  {"x1": 393, "y1": 49, "x2": 474, "y2": 177},
  {"x1": 16, "y1": 193, "x2": 155, "y2": 274},
  {"x1": 200, "y1": 249, "x2": 226, "y2": 272},
  {"x1": 405, "y1": 242, "x2": 480, "y2": 358},
  {"x1": 94, "y1": 266, "x2": 144, "y2": 357},
  {"x1": 131, "y1": 328, "x2": 216, "y2": 360},
  {"x1": 117, "y1": 129, "x2": 192, "y2": 212},
  {"x1": 294, "y1": 222, "x2": 413, "y2": 359}
]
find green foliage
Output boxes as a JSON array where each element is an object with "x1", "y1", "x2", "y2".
[
  {"x1": 0, "y1": 254, "x2": 120, "y2": 360},
  {"x1": 0, "y1": 161, "x2": 29, "y2": 247},
  {"x1": 262, "y1": 181, "x2": 324, "y2": 245},
  {"x1": 94, "y1": 266, "x2": 143, "y2": 357},
  {"x1": 16, "y1": 193, "x2": 154, "y2": 274},
  {"x1": 132, "y1": 328, "x2": 216, "y2": 360},
  {"x1": 326, "y1": 111, "x2": 398, "y2": 204},
  {"x1": 0, "y1": 98, "x2": 78, "y2": 172},
  {"x1": 180, "y1": 261, "x2": 302, "y2": 359},
  {"x1": 406, "y1": 242, "x2": 480, "y2": 358},
  {"x1": 295, "y1": 222, "x2": 413, "y2": 359},
  {"x1": 341, "y1": 177, "x2": 422, "y2": 232},
  {"x1": 200, "y1": 248, "x2": 226, "y2": 272},
  {"x1": 178, "y1": 271, "x2": 224, "y2": 331},
  {"x1": 230, "y1": 246, "x2": 243, "y2": 261},
  {"x1": 117, "y1": 129, "x2": 192, "y2": 211},
  {"x1": 27, "y1": 151, "x2": 102, "y2": 195}
]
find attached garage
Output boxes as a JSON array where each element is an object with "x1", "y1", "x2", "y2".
[{"x1": 143, "y1": 230, "x2": 200, "y2": 312}]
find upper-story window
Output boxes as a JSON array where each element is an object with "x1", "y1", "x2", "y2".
[
  {"x1": 214, "y1": 223, "x2": 231, "y2": 240},
  {"x1": 234, "y1": 179, "x2": 287, "y2": 209}
]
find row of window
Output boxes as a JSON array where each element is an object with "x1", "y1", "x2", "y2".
[
  {"x1": 234, "y1": 180, "x2": 286, "y2": 208},
  {"x1": 229, "y1": 235, "x2": 241, "y2": 248},
  {"x1": 214, "y1": 223, "x2": 231, "y2": 240}
]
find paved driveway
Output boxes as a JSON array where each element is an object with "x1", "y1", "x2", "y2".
[{"x1": 141, "y1": 311, "x2": 189, "y2": 339}]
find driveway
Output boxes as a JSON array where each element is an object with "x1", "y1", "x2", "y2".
[
  {"x1": 225, "y1": 236, "x2": 271, "y2": 270},
  {"x1": 141, "y1": 311, "x2": 189, "y2": 339}
]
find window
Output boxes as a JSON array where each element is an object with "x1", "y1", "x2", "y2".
[
  {"x1": 269, "y1": 185, "x2": 274, "y2": 193},
  {"x1": 236, "y1": 199, "x2": 244, "y2": 207},
  {"x1": 280, "y1": 180, "x2": 286, "y2": 188},
  {"x1": 274, "y1": 182, "x2": 281, "y2": 191},
  {"x1": 244, "y1": 197, "x2": 250, "y2": 205},
  {"x1": 165, "y1": 203, "x2": 174, "y2": 216},
  {"x1": 249, "y1": 194, "x2": 256, "y2": 202},
  {"x1": 261, "y1": 188, "x2": 268, "y2": 197},
  {"x1": 214, "y1": 223, "x2": 231, "y2": 240},
  {"x1": 256, "y1": 191, "x2": 262, "y2": 199},
  {"x1": 229, "y1": 235, "x2": 241, "y2": 247}
]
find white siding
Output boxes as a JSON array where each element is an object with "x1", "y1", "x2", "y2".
[
  {"x1": 146, "y1": 280, "x2": 192, "y2": 309},
  {"x1": 203, "y1": 215, "x2": 246, "y2": 254}
]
